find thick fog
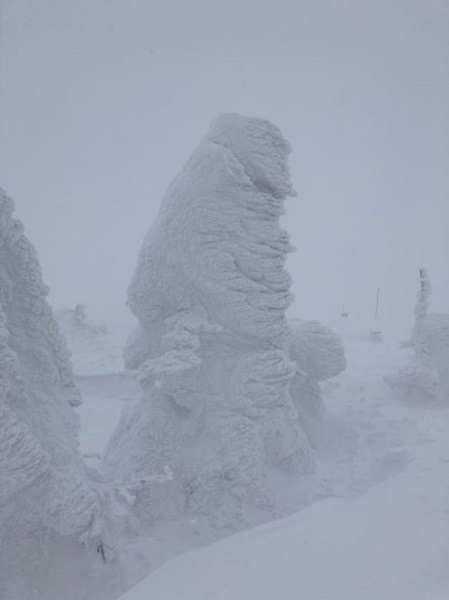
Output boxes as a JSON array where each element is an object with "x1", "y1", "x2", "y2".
[{"x1": 1, "y1": 0, "x2": 448, "y2": 325}]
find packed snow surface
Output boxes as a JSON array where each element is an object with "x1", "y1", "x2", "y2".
[{"x1": 119, "y1": 471, "x2": 449, "y2": 600}]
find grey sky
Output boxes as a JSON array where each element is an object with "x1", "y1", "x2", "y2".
[{"x1": 1, "y1": 0, "x2": 448, "y2": 326}]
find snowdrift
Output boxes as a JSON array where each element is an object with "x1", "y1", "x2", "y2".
[{"x1": 118, "y1": 432, "x2": 449, "y2": 600}]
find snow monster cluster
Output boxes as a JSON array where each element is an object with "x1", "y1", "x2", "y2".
[{"x1": 0, "y1": 115, "x2": 346, "y2": 598}]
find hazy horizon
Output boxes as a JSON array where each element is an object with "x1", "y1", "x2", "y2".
[{"x1": 1, "y1": 0, "x2": 448, "y2": 326}]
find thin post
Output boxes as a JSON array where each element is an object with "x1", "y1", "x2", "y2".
[{"x1": 374, "y1": 287, "x2": 380, "y2": 321}]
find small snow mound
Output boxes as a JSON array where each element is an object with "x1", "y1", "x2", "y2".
[{"x1": 289, "y1": 319, "x2": 346, "y2": 381}]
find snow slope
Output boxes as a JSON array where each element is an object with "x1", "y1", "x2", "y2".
[
  {"x1": 118, "y1": 459, "x2": 449, "y2": 600},
  {"x1": 67, "y1": 314, "x2": 449, "y2": 599}
]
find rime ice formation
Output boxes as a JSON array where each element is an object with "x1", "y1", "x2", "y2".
[
  {"x1": 288, "y1": 320, "x2": 346, "y2": 436},
  {"x1": 386, "y1": 269, "x2": 449, "y2": 403},
  {"x1": 0, "y1": 189, "x2": 119, "y2": 599},
  {"x1": 105, "y1": 114, "x2": 314, "y2": 527}
]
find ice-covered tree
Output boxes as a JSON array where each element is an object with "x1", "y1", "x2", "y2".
[
  {"x1": 0, "y1": 189, "x2": 121, "y2": 599},
  {"x1": 105, "y1": 114, "x2": 314, "y2": 528},
  {"x1": 386, "y1": 269, "x2": 449, "y2": 403}
]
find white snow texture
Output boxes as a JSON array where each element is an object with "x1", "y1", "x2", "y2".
[
  {"x1": 0, "y1": 189, "x2": 110, "y2": 599},
  {"x1": 386, "y1": 268, "x2": 449, "y2": 403},
  {"x1": 288, "y1": 319, "x2": 346, "y2": 434},
  {"x1": 105, "y1": 114, "x2": 323, "y2": 527}
]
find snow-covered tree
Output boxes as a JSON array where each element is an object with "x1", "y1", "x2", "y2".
[
  {"x1": 386, "y1": 269, "x2": 449, "y2": 403},
  {"x1": 0, "y1": 189, "x2": 121, "y2": 599},
  {"x1": 105, "y1": 114, "x2": 314, "y2": 528}
]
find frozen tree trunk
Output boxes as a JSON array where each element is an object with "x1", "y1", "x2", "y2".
[
  {"x1": 0, "y1": 189, "x2": 121, "y2": 600},
  {"x1": 105, "y1": 114, "x2": 314, "y2": 528}
]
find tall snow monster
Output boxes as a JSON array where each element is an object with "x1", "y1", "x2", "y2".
[
  {"x1": 105, "y1": 114, "x2": 317, "y2": 527},
  {"x1": 0, "y1": 189, "x2": 119, "y2": 600}
]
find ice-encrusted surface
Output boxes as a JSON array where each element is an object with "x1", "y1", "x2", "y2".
[
  {"x1": 289, "y1": 320, "x2": 346, "y2": 381},
  {"x1": 105, "y1": 114, "x2": 314, "y2": 528},
  {"x1": 0, "y1": 189, "x2": 118, "y2": 599},
  {"x1": 288, "y1": 319, "x2": 346, "y2": 435}
]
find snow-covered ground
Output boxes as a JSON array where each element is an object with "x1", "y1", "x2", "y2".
[
  {"x1": 65, "y1": 311, "x2": 449, "y2": 599},
  {"x1": 120, "y1": 461, "x2": 449, "y2": 600}
]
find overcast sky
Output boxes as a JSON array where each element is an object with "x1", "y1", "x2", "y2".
[{"x1": 1, "y1": 0, "x2": 448, "y2": 327}]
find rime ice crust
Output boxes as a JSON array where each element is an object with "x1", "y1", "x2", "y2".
[
  {"x1": 126, "y1": 113, "x2": 295, "y2": 346},
  {"x1": 0, "y1": 189, "x2": 103, "y2": 598},
  {"x1": 0, "y1": 191, "x2": 81, "y2": 409},
  {"x1": 289, "y1": 320, "x2": 347, "y2": 383},
  {"x1": 288, "y1": 320, "x2": 346, "y2": 436},
  {"x1": 106, "y1": 114, "x2": 314, "y2": 526}
]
